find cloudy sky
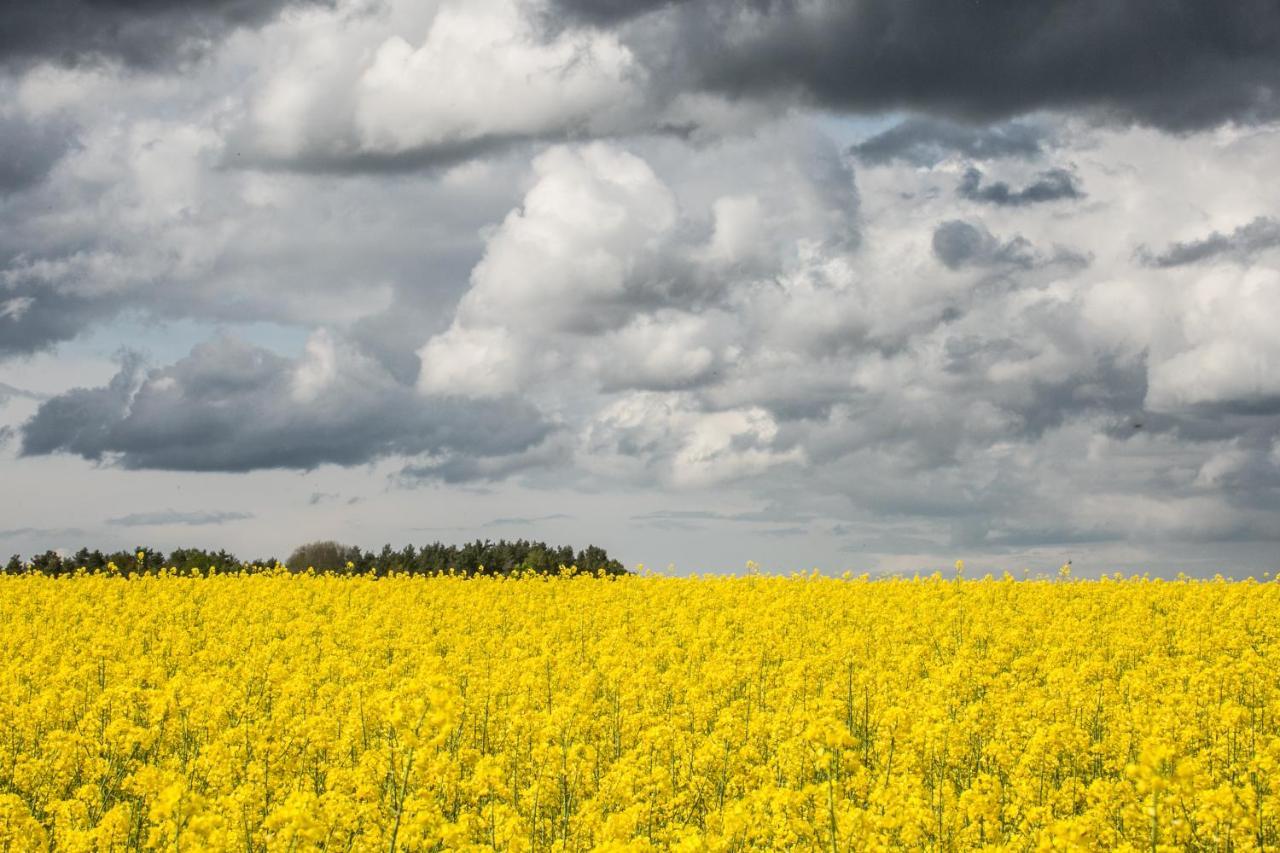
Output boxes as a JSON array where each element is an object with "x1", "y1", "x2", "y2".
[{"x1": 3, "y1": 0, "x2": 1280, "y2": 576}]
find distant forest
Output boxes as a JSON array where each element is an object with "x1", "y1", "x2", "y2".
[{"x1": 3, "y1": 539, "x2": 628, "y2": 577}]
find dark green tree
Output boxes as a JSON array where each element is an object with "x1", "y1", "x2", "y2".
[{"x1": 286, "y1": 541, "x2": 363, "y2": 572}]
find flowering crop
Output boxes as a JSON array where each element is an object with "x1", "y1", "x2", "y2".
[{"x1": 1, "y1": 569, "x2": 1279, "y2": 850}]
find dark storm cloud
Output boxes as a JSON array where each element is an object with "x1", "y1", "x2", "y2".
[
  {"x1": 0, "y1": 284, "x2": 120, "y2": 358},
  {"x1": 19, "y1": 336, "x2": 554, "y2": 472},
  {"x1": 852, "y1": 118, "x2": 1049, "y2": 166},
  {"x1": 541, "y1": 0, "x2": 683, "y2": 27},
  {"x1": 19, "y1": 349, "x2": 146, "y2": 460},
  {"x1": 107, "y1": 509, "x2": 254, "y2": 526},
  {"x1": 225, "y1": 133, "x2": 523, "y2": 177},
  {"x1": 0, "y1": 115, "x2": 77, "y2": 195},
  {"x1": 0, "y1": 0, "x2": 330, "y2": 68},
  {"x1": 551, "y1": 0, "x2": 1280, "y2": 131},
  {"x1": 957, "y1": 167, "x2": 1083, "y2": 207},
  {"x1": 1138, "y1": 216, "x2": 1280, "y2": 268}
]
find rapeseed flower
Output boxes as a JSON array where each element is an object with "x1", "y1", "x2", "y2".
[{"x1": 0, "y1": 570, "x2": 1276, "y2": 849}]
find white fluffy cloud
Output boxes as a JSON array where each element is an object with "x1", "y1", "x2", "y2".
[
  {"x1": 581, "y1": 392, "x2": 803, "y2": 488},
  {"x1": 418, "y1": 125, "x2": 863, "y2": 398},
  {"x1": 1143, "y1": 267, "x2": 1280, "y2": 411},
  {"x1": 452, "y1": 143, "x2": 678, "y2": 333},
  {"x1": 355, "y1": 1, "x2": 638, "y2": 151},
  {"x1": 246, "y1": 0, "x2": 647, "y2": 165},
  {"x1": 418, "y1": 143, "x2": 681, "y2": 396}
]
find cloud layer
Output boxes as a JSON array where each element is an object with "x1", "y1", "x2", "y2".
[
  {"x1": 957, "y1": 167, "x2": 1083, "y2": 207},
  {"x1": 548, "y1": 0, "x2": 1280, "y2": 131},
  {"x1": 21, "y1": 333, "x2": 553, "y2": 471},
  {"x1": 1139, "y1": 216, "x2": 1280, "y2": 268},
  {"x1": 0, "y1": 0, "x2": 329, "y2": 68},
  {"x1": 4, "y1": 0, "x2": 1280, "y2": 571},
  {"x1": 107, "y1": 509, "x2": 254, "y2": 527}
]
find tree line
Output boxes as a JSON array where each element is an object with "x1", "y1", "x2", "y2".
[{"x1": 2, "y1": 539, "x2": 627, "y2": 577}]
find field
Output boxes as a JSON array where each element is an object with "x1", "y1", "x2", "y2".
[{"x1": 1, "y1": 569, "x2": 1278, "y2": 851}]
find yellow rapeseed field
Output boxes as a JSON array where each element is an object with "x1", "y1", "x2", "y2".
[{"x1": 1, "y1": 568, "x2": 1278, "y2": 851}]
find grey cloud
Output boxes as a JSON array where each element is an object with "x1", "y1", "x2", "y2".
[
  {"x1": 962, "y1": 524, "x2": 1127, "y2": 549},
  {"x1": 0, "y1": 284, "x2": 122, "y2": 359},
  {"x1": 481, "y1": 513, "x2": 573, "y2": 528},
  {"x1": 0, "y1": 382, "x2": 44, "y2": 403},
  {"x1": 399, "y1": 436, "x2": 572, "y2": 485},
  {"x1": 20, "y1": 335, "x2": 554, "y2": 472},
  {"x1": 550, "y1": 0, "x2": 1280, "y2": 131},
  {"x1": 930, "y1": 220, "x2": 1090, "y2": 277},
  {"x1": 852, "y1": 118, "x2": 1049, "y2": 166},
  {"x1": 541, "y1": 0, "x2": 684, "y2": 27},
  {"x1": 226, "y1": 133, "x2": 524, "y2": 178},
  {"x1": 1104, "y1": 404, "x2": 1280, "y2": 451},
  {"x1": 759, "y1": 526, "x2": 807, "y2": 538},
  {"x1": 1, "y1": 131, "x2": 526, "y2": 360},
  {"x1": 1195, "y1": 398, "x2": 1280, "y2": 418},
  {"x1": 1138, "y1": 216, "x2": 1280, "y2": 267},
  {"x1": 0, "y1": 0, "x2": 331, "y2": 68},
  {"x1": 0, "y1": 383, "x2": 36, "y2": 448},
  {"x1": 0, "y1": 526, "x2": 86, "y2": 541},
  {"x1": 941, "y1": 336, "x2": 1022, "y2": 375},
  {"x1": 1007, "y1": 352, "x2": 1149, "y2": 442},
  {"x1": 107, "y1": 509, "x2": 254, "y2": 526},
  {"x1": 0, "y1": 115, "x2": 77, "y2": 195},
  {"x1": 633, "y1": 506, "x2": 816, "y2": 525},
  {"x1": 633, "y1": 510, "x2": 724, "y2": 523},
  {"x1": 932, "y1": 220, "x2": 1037, "y2": 270},
  {"x1": 799, "y1": 332, "x2": 1280, "y2": 549},
  {"x1": 18, "y1": 349, "x2": 146, "y2": 460},
  {"x1": 958, "y1": 167, "x2": 1083, "y2": 207},
  {"x1": 837, "y1": 347, "x2": 1148, "y2": 473},
  {"x1": 309, "y1": 492, "x2": 362, "y2": 505},
  {"x1": 635, "y1": 517, "x2": 705, "y2": 532}
]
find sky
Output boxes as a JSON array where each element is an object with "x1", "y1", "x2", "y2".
[{"x1": 3, "y1": 0, "x2": 1280, "y2": 576}]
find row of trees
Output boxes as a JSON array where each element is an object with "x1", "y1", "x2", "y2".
[
  {"x1": 286, "y1": 540, "x2": 626, "y2": 576},
  {"x1": 2, "y1": 539, "x2": 627, "y2": 577}
]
